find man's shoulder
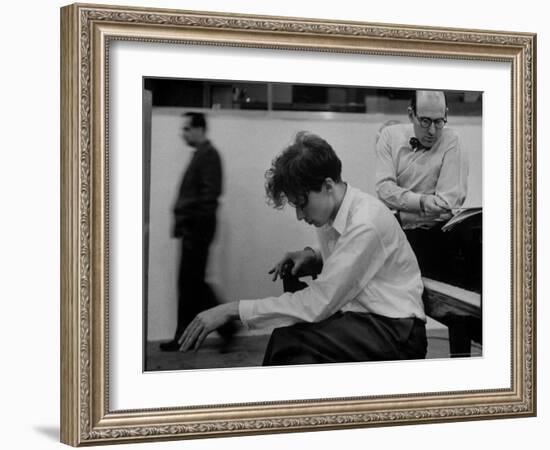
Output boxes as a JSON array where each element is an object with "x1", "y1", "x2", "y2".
[
  {"x1": 196, "y1": 141, "x2": 221, "y2": 159},
  {"x1": 440, "y1": 127, "x2": 461, "y2": 145},
  {"x1": 347, "y1": 188, "x2": 393, "y2": 229},
  {"x1": 379, "y1": 122, "x2": 412, "y2": 144},
  {"x1": 198, "y1": 140, "x2": 218, "y2": 151}
]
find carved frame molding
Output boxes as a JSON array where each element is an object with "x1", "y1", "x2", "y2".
[{"x1": 61, "y1": 3, "x2": 536, "y2": 446}]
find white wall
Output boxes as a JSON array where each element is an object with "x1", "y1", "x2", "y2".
[
  {"x1": 1, "y1": 1, "x2": 547, "y2": 449},
  {"x1": 147, "y1": 109, "x2": 481, "y2": 340}
]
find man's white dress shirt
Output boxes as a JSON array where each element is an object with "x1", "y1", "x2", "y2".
[
  {"x1": 239, "y1": 185, "x2": 425, "y2": 330},
  {"x1": 376, "y1": 123, "x2": 468, "y2": 229}
]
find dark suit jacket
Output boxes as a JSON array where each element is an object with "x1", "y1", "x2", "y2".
[{"x1": 173, "y1": 140, "x2": 222, "y2": 238}]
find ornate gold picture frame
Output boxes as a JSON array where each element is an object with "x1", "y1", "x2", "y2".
[{"x1": 60, "y1": 3, "x2": 536, "y2": 446}]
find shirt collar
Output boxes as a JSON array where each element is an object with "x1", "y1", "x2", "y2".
[
  {"x1": 330, "y1": 183, "x2": 354, "y2": 235},
  {"x1": 403, "y1": 124, "x2": 426, "y2": 152},
  {"x1": 409, "y1": 137, "x2": 427, "y2": 152}
]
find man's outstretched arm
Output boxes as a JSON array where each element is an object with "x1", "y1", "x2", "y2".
[{"x1": 178, "y1": 246, "x2": 322, "y2": 352}]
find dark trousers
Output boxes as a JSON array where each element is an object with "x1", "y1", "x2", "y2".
[
  {"x1": 173, "y1": 218, "x2": 219, "y2": 339},
  {"x1": 263, "y1": 276, "x2": 427, "y2": 366},
  {"x1": 263, "y1": 311, "x2": 427, "y2": 366}
]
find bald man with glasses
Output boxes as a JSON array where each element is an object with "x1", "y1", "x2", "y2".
[{"x1": 375, "y1": 90, "x2": 469, "y2": 280}]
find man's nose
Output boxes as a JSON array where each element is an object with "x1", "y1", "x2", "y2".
[{"x1": 427, "y1": 122, "x2": 436, "y2": 134}]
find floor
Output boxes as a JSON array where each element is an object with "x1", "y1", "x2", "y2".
[{"x1": 145, "y1": 324, "x2": 482, "y2": 372}]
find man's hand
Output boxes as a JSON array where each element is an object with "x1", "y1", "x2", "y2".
[
  {"x1": 435, "y1": 213, "x2": 453, "y2": 222},
  {"x1": 268, "y1": 248, "x2": 318, "y2": 281},
  {"x1": 420, "y1": 195, "x2": 451, "y2": 216},
  {"x1": 178, "y1": 302, "x2": 238, "y2": 352}
]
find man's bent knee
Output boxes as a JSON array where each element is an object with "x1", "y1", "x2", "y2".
[{"x1": 262, "y1": 326, "x2": 306, "y2": 366}]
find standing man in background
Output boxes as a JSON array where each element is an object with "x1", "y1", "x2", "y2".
[
  {"x1": 160, "y1": 112, "x2": 231, "y2": 351},
  {"x1": 375, "y1": 90, "x2": 469, "y2": 280}
]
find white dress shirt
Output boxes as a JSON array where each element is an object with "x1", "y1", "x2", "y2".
[
  {"x1": 239, "y1": 185, "x2": 426, "y2": 330},
  {"x1": 375, "y1": 123, "x2": 469, "y2": 229}
]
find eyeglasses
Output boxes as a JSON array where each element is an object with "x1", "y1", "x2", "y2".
[{"x1": 414, "y1": 114, "x2": 447, "y2": 129}]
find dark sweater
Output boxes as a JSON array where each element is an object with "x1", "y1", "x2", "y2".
[{"x1": 172, "y1": 140, "x2": 222, "y2": 237}]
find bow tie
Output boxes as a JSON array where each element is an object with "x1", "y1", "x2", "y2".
[{"x1": 409, "y1": 137, "x2": 427, "y2": 151}]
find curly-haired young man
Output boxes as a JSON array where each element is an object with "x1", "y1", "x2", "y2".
[{"x1": 179, "y1": 132, "x2": 427, "y2": 366}]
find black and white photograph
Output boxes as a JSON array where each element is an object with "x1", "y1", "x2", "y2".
[
  {"x1": 143, "y1": 78, "x2": 483, "y2": 372},
  {"x1": 54, "y1": 1, "x2": 537, "y2": 447}
]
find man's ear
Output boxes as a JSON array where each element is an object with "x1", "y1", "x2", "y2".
[
  {"x1": 407, "y1": 106, "x2": 414, "y2": 122},
  {"x1": 323, "y1": 178, "x2": 335, "y2": 192}
]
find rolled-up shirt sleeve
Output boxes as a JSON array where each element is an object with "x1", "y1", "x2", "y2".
[
  {"x1": 239, "y1": 219, "x2": 386, "y2": 330},
  {"x1": 375, "y1": 128, "x2": 423, "y2": 213}
]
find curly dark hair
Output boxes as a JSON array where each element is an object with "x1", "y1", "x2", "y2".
[{"x1": 265, "y1": 132, "x2": 342, "y2": 209}]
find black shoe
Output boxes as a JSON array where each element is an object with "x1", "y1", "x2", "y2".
[{"x1": 159, "y1": 340, "x2": 180, "y2": 352}]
